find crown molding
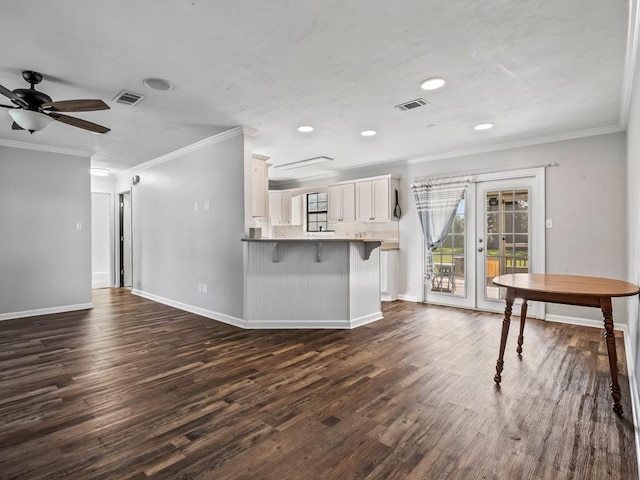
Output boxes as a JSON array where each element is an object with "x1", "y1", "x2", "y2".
[
  {"x1": 620, "y1": 0, "x2": 640, "y2": 128},
  {"x1": 0, "y1": 138, "x2": 91, "y2": 158},
  {"x1": 121, "y1": 126, "x2": 247, "y2": 176},
  {"x1": 406, "y1": 124, "x2": 624, "y2": 165}
]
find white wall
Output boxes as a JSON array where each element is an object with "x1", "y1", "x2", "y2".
[
  {"x1": 91, "y1": 192, "x2": 112, "y2": 288},
  {"x1": 0, "y1": 146, "x2": 92, "y2": 318},
  {"x1": 120, "y1": 131, "x2": 247, "y2": 320},
  {"x1": 626, "y1": 41, "x2": 640, "y2": 394},
  {"x1": 283, "y1": 132, "x2": 628, "y2": 321}
]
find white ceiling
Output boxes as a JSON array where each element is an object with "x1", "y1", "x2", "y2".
[{"x1": 0, "y1": 0, "x2": 632, "y2": 181}]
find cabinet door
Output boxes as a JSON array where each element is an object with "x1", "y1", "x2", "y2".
[
  {"x1": 356, "y1": 181, "x2": 373, "y2": 221},
  {"x1": 341, "y1": 183, "x2": 356, "y2": 222},
  {"x1": 252, "y1": 159, "x2": 268, "y2": 217},
  {"x1": 380, "y1": 250, "x2": 389, "y2": 293},
  {"x1": 281, "y1": 192, "x2": 291, "y2": 225},
  {"x1": 372, "y1": 178, "x2": 390, "y2": 221},
  {"x1": 269, "y1": 191, "x2": 281, "y2": 225},
  {"x1": 291, "y1": 194, "x2": 303, "y2": 225},
  {"x1": 328, "y1": 185, "x2": 342, "y2": 222}
]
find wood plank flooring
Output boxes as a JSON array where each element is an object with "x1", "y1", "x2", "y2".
[{"x1": 0, "y1": 289, "x2": 636, "y2": 479}]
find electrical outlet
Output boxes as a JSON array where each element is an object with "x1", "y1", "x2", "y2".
[
  {"x1": 201, "y1": 283, "x2": 208, "y2": 294},
  {"x1": 545, "y1": 219, "x2": 553, "y2": 228},
  {"x1": 194, "y1": 202, "x2": 199, "y2": 212}
]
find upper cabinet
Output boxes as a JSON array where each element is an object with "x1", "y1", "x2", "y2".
[
  {"x1": 252, "y1": 155, "x2": 269, "y2": 218},
  {"x1": 270, "y1": 190, "x2": 303, "y2": 226},
  {"x1": 355, "y1": 176, "x2": 400, "y2": 222},
  {"x1": 328, "y1": 182, "x2": 355, "y2": 223}
]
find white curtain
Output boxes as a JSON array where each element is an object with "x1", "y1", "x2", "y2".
[{"x1": 411, "y1": 177, "x2": 471, "y2": 280}]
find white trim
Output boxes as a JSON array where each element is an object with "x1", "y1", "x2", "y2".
[
  {"x1": 133, "y1": 289, "x2": 382, "y2": 329},
  {"x1": 132, "y1": 289, "x2": 247, "y2": 328},
  {"x1": 246, "y1": 312, "x2": 382, "y2": 329},
  {"x1": 620, "y1": 322, "x2": 640, "y2": 478},
  {"x1": 545, "y1": 314, "x2": 624, "y2": 331},
  {"x1": 120, "y1": 126, "x2": 246, "y2": 176},
  {"x1": 92, "y1": 272, "x2": 111, "y2": 289},
  {"x1": 0, "y1": 303, "x2": 93, "y2": 321},
  {"x1": 398, "y1": 294, "x2": 419, "y2": 302},
  {"x1": 621, "y1": 0, "x2": 640, "y2": 128},
  {"x1": 406, "y1": 125, "x2": 623, "y2": 166},
  {"x1": 0, "y1": 138, "x2": 91, "y2": 157}
]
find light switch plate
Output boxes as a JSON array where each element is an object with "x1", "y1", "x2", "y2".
[{"x1": 545, "y1": 219, "x2": 553, "y2": 228}]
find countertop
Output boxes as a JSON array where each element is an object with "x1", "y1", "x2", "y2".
[
  {"x1": 242, "y1": 237, "x2": 399, "y2": 250},
  {"x1": 242, "y1": 237, "x2": 382, "y2": 243}
]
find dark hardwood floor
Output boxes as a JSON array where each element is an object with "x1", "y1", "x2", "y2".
[{"x1": 0, "y1": 289, "x2": 636, "y2": 479}]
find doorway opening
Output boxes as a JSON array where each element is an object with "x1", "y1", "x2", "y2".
[
  {"x1": 118, "y1": 191, "x2": 132, "y2": 288},
  {"x1": 422, "y1": 168, "x2": 545, "y2": 317}
]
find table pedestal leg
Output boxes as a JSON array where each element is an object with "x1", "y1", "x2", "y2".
[
  {"x1": 601, "y1": 297, "x2": 623, "y2": 416},
  {"x1": 517, "y1": 300, "x2": 528, "y2": 355},
  {"x1": 494, "y1": 289, "x2": 515, "y2": 384}
]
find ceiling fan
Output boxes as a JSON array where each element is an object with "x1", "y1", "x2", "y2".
[{"x1": 0, "y1": 70, "x2": 110, "y2": 134}]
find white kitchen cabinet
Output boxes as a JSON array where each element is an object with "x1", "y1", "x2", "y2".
[
  {"x1": 252, "y1": 155, "x2": 269, "y2": 218},
  {"x1": 328, "y1": 182, "x2": 355, "y2": 223},
  {"x1": 291, "y1": 194, "x2": 303, "y2": 225},
  {"x1": 356, "y1": 176, "x2": 400, "y2": 222},
  {"x1": 269, "y1": 190, "x2": 293, "y2": 226},
  {"x1": 380, "y1": 249, "x2": 398, "y2": 301}
]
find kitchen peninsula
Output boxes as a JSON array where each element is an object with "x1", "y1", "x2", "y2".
[{"x1": 242, "y1": 238, "x2": 382, "y2": 328}]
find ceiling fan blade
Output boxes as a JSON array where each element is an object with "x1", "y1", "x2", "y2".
[
  {"x1": 0, "y1": 103, "x2": 18, "y2": 109},
  {"x1": 0, "y1": 83, "x2": 29, "y2": 108},
  {"x1": 11, "y1": 121, "x2": 24, "y2": 130},
  {"x1": 48, "y1": 112, "x2": 110, "y2": 134},
  {"x1": 42, "y1": 99, "x2": 110, "y2": 112}
]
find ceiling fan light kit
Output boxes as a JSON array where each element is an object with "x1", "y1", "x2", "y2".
[
  {"x1": 9, "y1": 109, "x2": 53, "y2": 133},
  {"x1": 0, "y1": 70, "x2": 111, "y2": 134}
]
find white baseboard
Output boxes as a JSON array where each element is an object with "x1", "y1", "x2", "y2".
[
  {"x1": 544, "y1": 314, "x2": 624, "y2": 331},
  {"x1": 132, "y1": 289, "x2": 383, "y2": 330},
  {"x1": 131, "y1": 289, "x2": 246, "y2": 328},
  {"x1": 92, "y1": 271, "x2": 111, "y2": 289},
  {"x1": 398, "y1": 294, "x2": 418, "y2": 302},
  {"x1": 0, "y1": 303, "x2": 93, "y2": 321},
  {"x1": 619, "y1": 324, "x2": 640, "y2": 478}
]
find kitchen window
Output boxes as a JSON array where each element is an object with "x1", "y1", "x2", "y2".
[{"x1": 307, "y1": 192, "x2": 328, "y2": 232}]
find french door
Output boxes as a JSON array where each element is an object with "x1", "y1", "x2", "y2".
[{"x1": 424, "y1": 168, "x2": 545, "y2": 317}]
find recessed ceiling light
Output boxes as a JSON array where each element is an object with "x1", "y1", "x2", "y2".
[
  {"x1": 474, "y1": 123, "x2": 494, "y2": 131},
  {"x1": 420, "y1": 77, "x2": 446, "y2": 90},
  {"x1": 361, "y1": 130, "x2": 377, "y2": 137},
  {"x1": 297, "y1": 125, "x2": 314, "y2": 133},
  {"x1": 90, "y1": 168, "x2": 111, "y2": 177},
  {"x1": 143, "y1": 78, "x2": 173, "y2": 91}
]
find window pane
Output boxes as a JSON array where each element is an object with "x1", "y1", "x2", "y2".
[
  {"x1": 515, "y1": 212, "x2": 528, "y2": 233},
  {"x1": 318, "y1": 202, "x2": 328, "y2": 212},
  {"x1": 487, "y1": 192, "x2": 499, "y2": 212},
  {"x1": 308, "y1": 193, "x2": 318, "y2": 203},
  {"x1": 486, "y1": 213, "x2": 499, "y2": 234}
]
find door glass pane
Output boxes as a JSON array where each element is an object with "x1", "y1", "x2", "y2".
[
  {"x1": 484, "y1": 188, "x2": 529, "y2": 301},
  {"x1": 429, "y1": 198, "x2": 465, "y2": 296}
]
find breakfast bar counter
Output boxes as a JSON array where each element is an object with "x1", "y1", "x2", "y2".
[{"x1": 242, "y1": 238, "x2": 382, "y2": 328}]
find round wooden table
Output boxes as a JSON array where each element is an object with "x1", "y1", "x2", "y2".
[{"x1": 492, "y1": 273, "x2": 640, "y2": 415}]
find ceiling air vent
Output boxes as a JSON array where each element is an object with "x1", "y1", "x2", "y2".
[
  {"x1": 113, "y1": 90, "x2": 145, "y2": 106},
  {"x1": 395, "y1": 98, "x2": 429, "y2": 111}
]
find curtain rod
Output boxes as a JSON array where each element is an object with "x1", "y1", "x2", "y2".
[{"x1": 412, "y1": 162, "x2": 559, "y2": 183}]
